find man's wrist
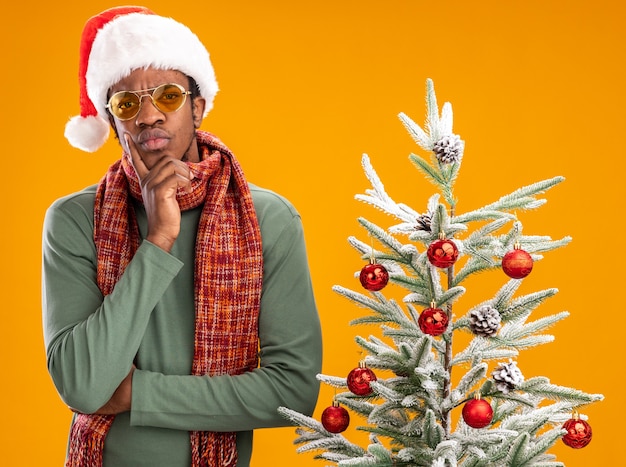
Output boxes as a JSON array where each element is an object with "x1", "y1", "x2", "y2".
[{"x1": 145, "y1": 234, "x2": 175, "y2": 253}]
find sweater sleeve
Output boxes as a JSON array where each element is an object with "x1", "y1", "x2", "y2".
[
  {"x1": 130, "y1": 204, "x2": 323, "y2": 432},
  {"x1": 42, "y1": 193, "x2": 184, "y2": 414}
]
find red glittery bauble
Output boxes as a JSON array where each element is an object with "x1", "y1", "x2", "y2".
[
  {"x1": 359, "y1": 263, "x2": 389, "y2": 291},
  {"x1": 502, "y1": 248, "x2": 533, "y2": 279},
  {"x1": 562, "y1": 417, "x2": 593, "y2": 448},
  {"x1": 418, "y1": 307, "x2": 449, "y2": 336},
  {"x1": 321, "y1": 402, "x2": 350, "y2": 433},
  {"x1": 427, "y1": 239, "x2": 459, "y2": 268},
  {"x1": 347, "y1": 365, "x2": 377, "y2": 396},
  {"x1": 462, "y1": 398, "x2": 493, "y2": 428}
]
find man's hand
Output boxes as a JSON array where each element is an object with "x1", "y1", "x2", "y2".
[
  {"x1": 95, "y1": 366, "x2": 135, "y2": 415},
  {"x1": 125, "y1": 134, "x2": 194, "y2": 252}
]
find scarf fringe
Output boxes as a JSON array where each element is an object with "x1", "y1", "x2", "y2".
[
  {"x1": 191, "y1": 431, "x2": 238, "y2": 467},
  {"x1": 66, "y1": 414, "x2": 114, "y2": 467}
]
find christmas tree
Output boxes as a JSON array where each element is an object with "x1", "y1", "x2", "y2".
[{"x1": 278, "y1": 79, "x2": 603, "y2": 466}]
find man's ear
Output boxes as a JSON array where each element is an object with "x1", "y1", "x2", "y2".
[{"x1": 192, "y1": 97, "x2": 206, "y2": 128}]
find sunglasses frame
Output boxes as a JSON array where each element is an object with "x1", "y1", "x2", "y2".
[{"x1": 106, "y1": 83, "x2": 192, "y2": 121}]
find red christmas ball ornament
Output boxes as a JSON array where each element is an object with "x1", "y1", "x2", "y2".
[
  {"x1": 321, "y1": 400, "x2": 350, "y2": 433},
  {"x1": 359, "y1": 262, "x2": 389, "y2": 291},
  {"x1": 418, "y1": 306, "x2": 449, "y2": 336},
  {"x1": 347, "y1": 361, "x2": 377, "y2": 396},
  {"x1": 562, "y1": 415, "x2": 593, "y2": 448},
  {"x1": 462, "y1": 397, "x2": 493, "y2": 429},
  {"x1": 502, "y1": 245, "x2": 533, "y2": 279},
  {"x1": 427, "y1": 238, "x2": 459, "y2": 268}
]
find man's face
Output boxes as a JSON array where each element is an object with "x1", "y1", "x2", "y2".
[{"x1": 108, "y1": 67, "x2": 206, "y2": 168}]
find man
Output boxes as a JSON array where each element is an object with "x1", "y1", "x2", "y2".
[{"x1": 42, "y1": 6, "x2": 322, "y2": 467}]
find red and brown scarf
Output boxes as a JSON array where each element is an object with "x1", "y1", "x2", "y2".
[{"x1": 67, "y1": 131, "x2": 263, "y2": 467}]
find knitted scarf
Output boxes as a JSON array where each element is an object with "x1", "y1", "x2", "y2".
[{"x1": 66, "y1": 131, "x2": 263, "y2": 467}]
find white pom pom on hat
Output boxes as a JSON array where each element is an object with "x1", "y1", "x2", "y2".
[
  {"x1": 65, "y1": 115, "x2": 111, "y2": 153},
  {"x1": 65, "y1": 6, "x2": 219, "y2": 152}
]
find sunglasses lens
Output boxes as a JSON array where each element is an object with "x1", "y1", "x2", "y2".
[
  {"x1": 108, "y1": 91, "x2": 141, "y2": 120},
  {"x1": 152, "y1": 84, "x2": 187, "y2": 113}
]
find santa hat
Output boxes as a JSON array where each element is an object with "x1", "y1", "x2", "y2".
[{"x1": 65, "y1": 6, "x2": 219, "y2": 152}]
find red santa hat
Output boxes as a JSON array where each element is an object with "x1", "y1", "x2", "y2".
[{"x1": 64, "y1": 6, "x2": 219, "y2": 152}]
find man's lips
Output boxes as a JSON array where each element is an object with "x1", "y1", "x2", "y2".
[{"x1": 137, "y1": 129, "x2": 170, "y2": 151}]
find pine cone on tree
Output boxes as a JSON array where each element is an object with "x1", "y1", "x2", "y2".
[
  {"x1": 433, "y1": 134, "x2": 463, "y2": 164},
  {"x1": 415, "y1": 212, "x2": 432, "y2": 231},
  {"x1": 492, "y1": 359, "x2": 524, "y2": 393},
  {"x1": 469, "y1": 305, "x2": 501, "y2": 337}
]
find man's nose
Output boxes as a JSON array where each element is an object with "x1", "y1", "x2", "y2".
[{"x1": 135, "y1": 94, "x2": 164, "y2": 126}]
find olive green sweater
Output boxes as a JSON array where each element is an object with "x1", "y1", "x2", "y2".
[{"x1": 42, "y1": 183, "x2": 322, "y2": 466}]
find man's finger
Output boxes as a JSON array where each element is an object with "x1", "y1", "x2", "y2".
[{"x1": 124, "y1": 134, "x2": 149, "y2": 180}]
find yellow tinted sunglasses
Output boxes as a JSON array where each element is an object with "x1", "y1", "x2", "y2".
[{"x1": 106, "y1": 83, "x2": 192, "y2": 121}]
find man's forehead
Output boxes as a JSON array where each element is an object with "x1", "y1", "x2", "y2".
[{"x1": 108, "y1": 68, "x2": 187, "y2": 92}]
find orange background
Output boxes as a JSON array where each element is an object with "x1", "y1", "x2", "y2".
[{"x1": 1, "y1": 1, "x2": 623, "y2": 465}]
